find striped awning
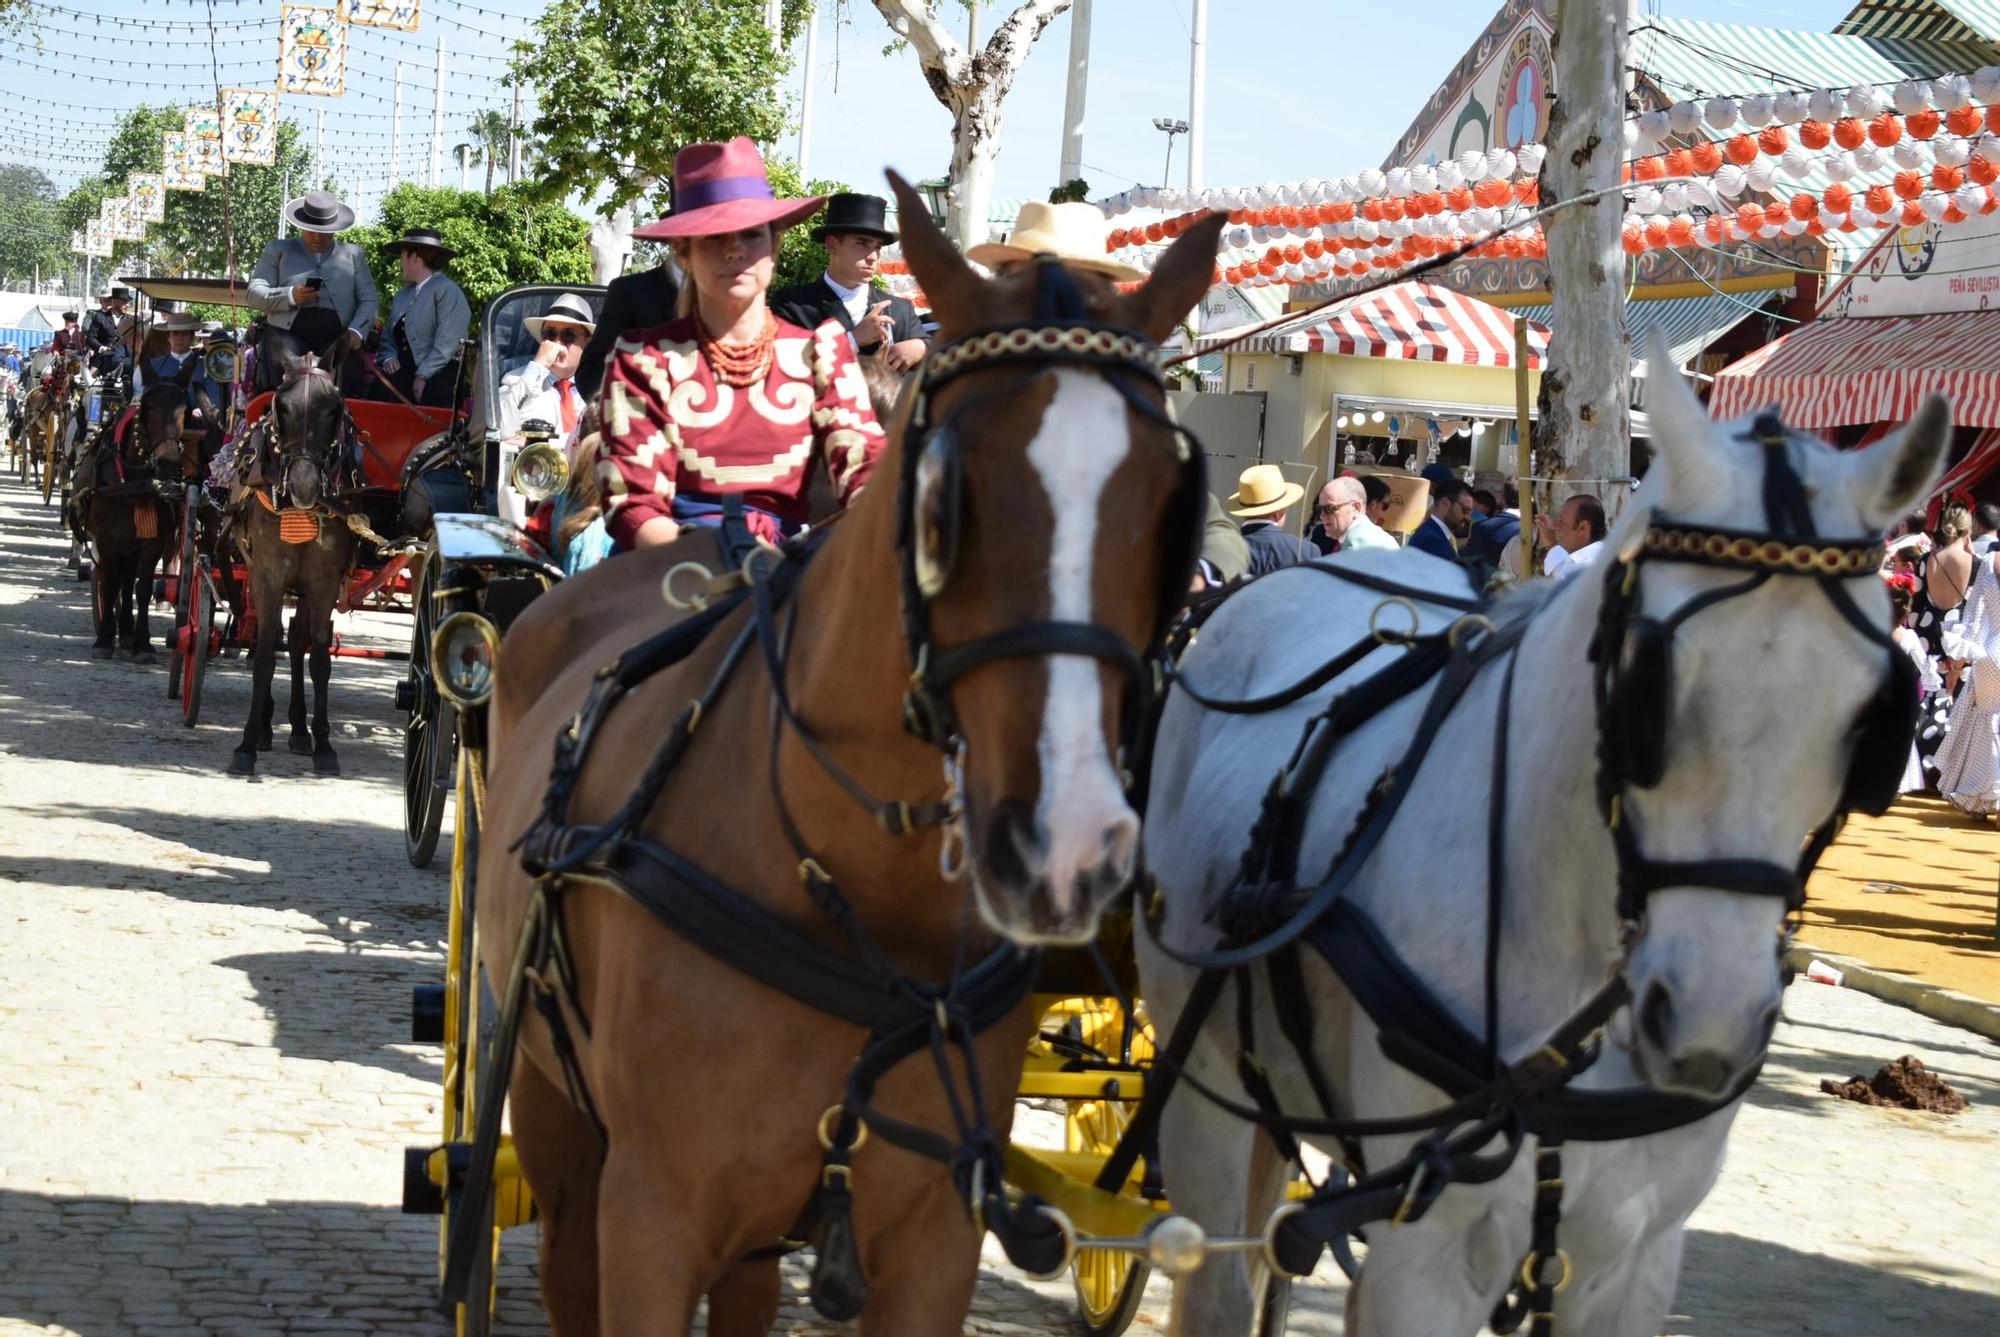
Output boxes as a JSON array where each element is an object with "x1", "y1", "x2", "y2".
[
  {"x1": 1196, "y1": 282, "x2": 1549, "y2": 366},
  {"x1": 1708, "y1": 309, "x2": 2000, "y2": 426},
  {"x1": 1835, "y1": 0, "x2": 2000, "y2": 43},
  {"x1": 1510, "y1": 293, "x2": 1776, "y2": 371}
]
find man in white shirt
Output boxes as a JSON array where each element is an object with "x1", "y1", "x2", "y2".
[
  {"x1": 1313, "y1": 476, "x2": 1398, "y2": 552},
  {"x1": 769, "y1": 193, "x2": 929, "y2": 370},
  {"x1": 1550, "y1": 493, "x2": 1608, "y2": 581},
  {"x1": 495, "y1": 292, "x2": 595, "y2": 454}
]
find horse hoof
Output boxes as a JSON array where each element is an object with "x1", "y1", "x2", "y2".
[
  {"x1": 312, "y1": 751, "x2": 341, "y2": 777},
  {"x1": 90, "y1": 644, "x2": 114, "y2": 660},
  {"x1": 130, "y1": 647, "x2": 156, "y2": 664},
  {"x1": 289, "y1": 735, "x2": 314, "y2": 757},
  {"x1": 257, "y1": 736, "x2": 273, "y2": 753},
  {"x1": 226, "y1": 751, "x2": 257, "y2": 776}
]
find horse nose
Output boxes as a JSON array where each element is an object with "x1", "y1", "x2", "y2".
[
  {"x1": 976, "y1": 799, "x2": 1135, "y2": 944},
  {"x1": 1636, "y1": 978, "x2": 1760, "y2": 1099}
]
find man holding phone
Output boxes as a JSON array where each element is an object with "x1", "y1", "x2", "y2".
[
  {"x1": 494, "y1": 291, "x2": 595, "y2": 452},
  {"x1": 769, "y1": 193, "x2": 929, "y2": 371},
  {"x1": 247, "y1": 190, "x2": 378, "y2": 394}
]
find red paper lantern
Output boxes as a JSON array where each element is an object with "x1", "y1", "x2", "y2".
[
  {"x1": 1734, "y1": 202, "x2": 1766, "y2": 232},
  {"x1": 1725, "y1": 134, "x2": 1759, "y2": 166},
  {"x1": 1108, "y1": 228, "x2": 1128, "y2": 249},
  {"x1": 1704, "y1": 216, "x2": 1728, "y2": 244},
  {"x1": 1283, "y1": 244, "x2": 1303, "y2": 264},
  {"x1": 1303, "y1": 238, "x2": 1325, "y2": 259},
  {"x1": 1144, "y1": 221, "x2": 1165, "y2": 242},
  {"x1": 1823, "y1": 182, "x2": 1854, "y2": 212},
  {"x1": 1977, "y1": 157, "x2": 2000, "y2": 186},
  {"x1": 1690, "y1": 141, "x2": 1724, "y2": 174},
  {"x1": 1947, "y1": 105, "x2": 1984, "y2": 138},
  {"x1": 1634, "y1": 155, "x2": 1667, "y2": 181},
  {"x1": 1757, "y1": 125, "x2": 1789, "y2": 156},
  {"x1": 1893, "y1": 169, "x2": 1926, "y2": 201},
  {"x1": 1667, "y1": 216, "x2": 1696, "y2": 246},
  {"x1": 1799, "y1": 120, "x2": 1832, "y2": 150},
  {"x1": 1473, "y1": 178, "x2": 1512, "y2": 208},
  {"x1": 1900, "y1": 202, "x2": 1926, "y2": 227},
  {"x1": 1833, "y1": 117, "x2": 1867, "y2": 150},
  {"x1": 1868, "y1": 113, "x2": 1903, "y2": 147},
  {"x1": 1934, "y1": 164, "x2": 1966, "y2": 192},
  {"x1": 1864, "y1": 183, "x2": 1895, "y2": 214},
  {"x1": 1446, "y1": 187, "x2": 1474, "y2": 212},
  {"x1": 1988, "y1": 104, "x2": 2000, "y2": 134},
  {"x1": 1514, "y1": 178, "x2": 1539, "y2": 204},
  {"x1": 1907, "y1": 108, "x2": 1941, "y2": 140},
  {"x1": 1621, "y1": 222, "x2": 1645, "y2": 254},
  {"x1": 1945, "y1": 203, "x2": 1968, "y2": 224},
  {"x1": 1789, "y1": 193, "x2": 1816, "y2": 221},
  {"x1": 1663, "y1": 148, "x2": 1694, "y2": 178}
]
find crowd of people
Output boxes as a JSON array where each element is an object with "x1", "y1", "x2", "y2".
[{"x1": 1888, "y1": 501, "x2": 2000, "y2": 818}]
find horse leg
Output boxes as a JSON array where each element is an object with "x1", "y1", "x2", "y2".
[
  {"x1": 90, "y1": 530, "x2": 115, "y2": 656},
  {"x1": 509, "y1": 1059, "x2": 603, "y2": 1337},
  {"x1": 854, "y1": 1190, "x2": 984, "y2": 1337},
  {"x1": 306, "y1": 592, "x2": 338, "y2": 775},
  {"x1": 1559, "y1": 1221, "x2": 1685, "y2": 1337},
  {"x1": 1154, "y1": 1075, "x2": 1262, "y2": 1334},
  {"x1": 703, "y1": 1257, "x2": 780, "y2": 1337},
  {"x1": 1347, "y1": 1192, "x2": 1525, "y2": 1337},
  {"x1": 231, "y1": 567, "x2": 285, "y2": 774},
  {"x1": 593, "y1": 1150, "x2": 703, "y2": 1337},
  {"x1": 114, "y1": 548, "x2": 139, "y2": 655},
  {"x1": 131, "y1": 540, "x2": 161, "y2": 660},
  {"x1": 287, "y1": 611, "x2": 313, "y2": 756}
]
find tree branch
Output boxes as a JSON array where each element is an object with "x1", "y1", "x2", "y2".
[
  {"x1": 872, "y1": 1, "x2": 971, "y2": 84},
  {"x1": 983, "y1": 0, "x2": 1072, "y2": 64}
]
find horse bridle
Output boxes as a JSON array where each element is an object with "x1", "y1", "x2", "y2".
[
  {"x1": 893, "y1": 257, "x2": 1207, "y2": 764},
  {"x1": 1590, "y1": 410, "x2": 1917, "y2": 925},
  {"x1": 272, "y1": 360, "x2": 344, "y2": 507}
]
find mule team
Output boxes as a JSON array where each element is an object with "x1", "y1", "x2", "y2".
[{"x1": 55, "y1": 134, "x2": 1950, "y2": 1334}]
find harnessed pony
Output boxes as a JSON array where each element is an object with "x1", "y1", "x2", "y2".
[{"x1": 1135, "y1": 345, "x2": 1949, "y2": 1336}]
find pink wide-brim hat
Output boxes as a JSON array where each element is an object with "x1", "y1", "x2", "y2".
[{"x1": 631, "y1": 137, "x2": 828, "y2": 241}]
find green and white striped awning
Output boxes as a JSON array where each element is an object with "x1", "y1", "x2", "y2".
[
  {"x1": 1509, "y1": 293, "x2": 1782, "y2": 370},
  {"x1": 1630, "y1": 17, "x2": 1994, "y2": 270},
  {"x1": 1835, "y1": 0, "x2": 2000, "y2": 44}
]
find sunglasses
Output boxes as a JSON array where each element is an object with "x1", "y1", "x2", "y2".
[
  {"x1": 543, "y1": 327, "x2": 588, "y2": 346},
  {"x1": 1317, "y1": 500, "x2": 1358, "y2": 515}
]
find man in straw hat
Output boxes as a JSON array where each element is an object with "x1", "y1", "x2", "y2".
[
  {"x1": 1229, "y1": 463, "x2": 1318, "y2": 578},
  {"x1": 377, "y1": 226, "x2": 472, "y2": 407},
  {"x1": 495, "y1": 291, "x2": 597, "y2": 453},
  {"x1": 247, "y1": 190, "x2": 379, "y2": 394},
  {"x1": 770, "y1": 192, "x2": 929, "y2": 370}
]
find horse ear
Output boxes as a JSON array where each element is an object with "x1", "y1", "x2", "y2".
[
  {"x1": 1113, "y1": 212, "x2": 1227, "y2": 345},
  {"x1": 1848, "y1": 394, "x2": 1952, "y2": 530},
  {"x1": 1636, "y1": 324, "x2": 1711, "y2": 504},
  {"x1": 323, "y1": 331, "x2": 351, "y2": 372},
  {"x1": 887, "y1": 170, "x2": 979, "y2": 333}
]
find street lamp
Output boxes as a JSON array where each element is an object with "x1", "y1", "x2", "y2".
[
  {"x1": 916, "y1": 177, "x2": 951, "y2": 228},
  {"x1": 1152, "y1": 117, "x2": 1189, "y2": 188}
]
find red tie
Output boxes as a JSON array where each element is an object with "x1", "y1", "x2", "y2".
[{"x1": 556, "y1": 377, "x2": 577, "y2": 434}]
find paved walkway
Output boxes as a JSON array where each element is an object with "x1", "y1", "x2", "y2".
[
  {"x1": 1802, "y1": 797, "x2": 2000, "y2": 1005},
  {"x1": 0, "y1": 473, "x2": 1995, "y2": 1336}
]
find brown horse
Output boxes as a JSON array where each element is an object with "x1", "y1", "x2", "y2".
[
  {"x1": 471, "y1": 174, "x2": 1224, "y2": 1335},
  {"x1": 83, "y1": 378, "x2": 191, "y2": 660},
  {"x1": 225, "y1": 345, "x2": 360, "y2": 776}
]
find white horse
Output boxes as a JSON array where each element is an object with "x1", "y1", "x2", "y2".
[{"x1": 1136, "y1": 356, "x2": 1949, "y2": 1336}]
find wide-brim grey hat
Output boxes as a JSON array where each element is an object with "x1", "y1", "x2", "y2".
[
  {"x1": 282, "y1": 190, "x2": 357, "y2": 233},
  {"x1": 383, "y1": 226, "x2": 458, "y2": 263},
  {"x1": 522, "y1": 292, "x2": 597, "y2": 342}
]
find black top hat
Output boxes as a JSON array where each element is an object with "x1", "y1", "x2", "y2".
[
  {"x1": 104, "y1": 286, "x2": 131, "y2": 303},
  {"x1": 810, "y1": 193, "x2": 897, "y2": 243},
  {"x1": 61, "y1": 311, "x2": 78, "y2": 321},
  {"x1": 383, "y1": 226, "x2": 458, "y2": 264}
]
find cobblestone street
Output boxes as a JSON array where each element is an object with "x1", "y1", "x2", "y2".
[{"x1": 1, "y1": 469, "x2": 1997, "y2": 1336}]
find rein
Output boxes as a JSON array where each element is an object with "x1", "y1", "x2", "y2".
[
  {"x1": 451, "y1": 265, "x2": 1203, "y2": 1320},
  {"x1": 1114, "y1": 411, "x2": 1915, "y2": 1331}
]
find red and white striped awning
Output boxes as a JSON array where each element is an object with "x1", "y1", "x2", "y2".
[
  {"x1": 1197, "y1": 281, "x2": 1549, "y2": 367},
  {"x1": 1708, "y1": 309, "x2": 2000, "y2": 428}
]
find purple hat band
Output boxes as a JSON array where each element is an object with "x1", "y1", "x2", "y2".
[{"x1": 676, "y1": 174, "x2": 776, "y2": 213}]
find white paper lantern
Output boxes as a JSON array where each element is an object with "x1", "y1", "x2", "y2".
[
  {"x1": 1686, "y1": 179, "x2": 1720, "y2": 210},
  {"x1": 1808, "y1": 88, "x2": 1844, "y2": 124},
  {"x1": 1486, "y1": 148, "x2": 1518, "y2": 180},
  {"x1": 1744, "y1": 159, "x2": 1777, "y2": 193},
  {"x1": 1741, "y1": 94, "x2": 1776, "y2": 129},
  {"x1": 1713, "y1": 163, "x2": 1748, "y2": 198},
  {"x1": 1227, "y1": 226, "x2": 1251, "y2": 250},
  {"x1": 1938, "y1": 75, "x2": 1974, "y2": 113},
  {"x1": 1661, "y1": 183, "x2": 1690, "y2": 212},
  {"x1": 1705, "y1": 96, "x2": 1739, "y2": 131},
  {"x1": 1819, "y1": 207, "x2": 1845, "y2": 231},
  {"x1": 1630, "y1": 185, "x2": 1664, "y2": 215},
  {"x1": 1850, "y1": 204, "x2": 1877, "y2": 228},
  {"x1": 1853, "y1": 145, "x2": 1887, "y2": 174},
  {"x1": 1919, "y1": 190, "x2": 1950, "y2": 221},
  {"x1": 1434, "y1": 162, "x2": 1465, "y2": 192},
  {"x1": 1954, "y1": 182, "x2": 1986, "y2": 215},
  {"x1": 1774, "y1": 91, "x2": 1811, "y2": 125},
  {"x1": 1892, "y1": 139, "x2": 1928, "y2": 170},
  {"x1": 1455, "y1": 149, "x2": 1488, "y2": 182},
  {"x1": 1824, "y1": 154, "x2": 1857, "y2": 184},
  {"x1": 1780, "y1": 147, "x2": 1813, "y2": 179},
  {"x1": 1892, "y1": 80, "x2": 1932, "y2": 116},
  {"x1": 1973, "y1": 67, "x2": 2000, "y2": 105},
  {"x1": 1669, "y1": 100, "x2": 1703, "y2": 136},
  {"x1": 1935, "y1": 135, "x2": 1972, "y2": 167},
  {"x1": 1383, "y1": 168, "x2": 1410, "y2": 197},
  {"x1": 1635, "y1": 109, "x2": 1671, "y2": 145},
  {"x1": 1848, "y1": 84, "x2": 1890, "y2": 118},
  {"x1": 1516, "y1": 143, "x2": 1547, "y2": 177},
  {"x1": 1408, "y1": 165, "x2": 1438, "y2": 194},
  {"x1": 1623, "y1": 120, "x2": 1639, "y2": 155},
  {"x1": 1250, "y1": 224, "x2": 1271, "y2": 245},
  {"x1": 1781, "y1": 217, "x2": 1808, "y2": 236},
  {"x1": 1472, "y1": 206, "x2": 1502, "y2": 231},
  {"x1": 1758, "y1": 221, "x2": 1783, "y2": 238},
  {"x1": 1357, "y1": 168, "x2": 1386, "y2": 197},
  {"x1": 1978, "y1": 133, "x2": 2000, "y2": 163}
]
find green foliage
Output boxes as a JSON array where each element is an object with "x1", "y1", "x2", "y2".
[
  {"x1": 466, "y1": 110, "x2": 512, "y2": 194},
  {"x1": 509, "y1": 0, "x2": 813, "y2": 217},
  {"x1": 764, "y1": 158, "x2": 853, "y2": 290},
  {"x1": 0, "y1": 163, "x2": 68, "y2": 286},
  {"x1": 342, "y1": 182, "x2": 593, "y2": 319},
  {"x1": 1048, "y1": 178, "x2": 1091, "y2": 204},
  {"x1": 56, "y1": 105, "x2": 315, "y2": 282}
]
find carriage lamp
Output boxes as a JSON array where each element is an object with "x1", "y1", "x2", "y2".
[
  {"x1": 203, "y1": 340, "x2": 243, "y2": 386},
  {"x1": 431, "y1": 611, "x2": 502, "y2": 710},
  {"x1": 508, "y1": 438, "x2": 569, "y2": 504}
]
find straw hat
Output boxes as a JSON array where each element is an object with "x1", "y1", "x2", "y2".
[
  {"x1": 523, "y1": 292, "x2": 597, "y2": 341},
  {"x1": 1351, "y1": 465, "x2": 1433, "y2": 535},
  {"x1": 967, "y1": 201, "x2": 1147, "y2": 282},
  {"x1": 1227, "y1": 464, "x2": 1306, "y2": 519},
  {"x1": 631, "y1": 137, "x2": 828, "y2": 241}
]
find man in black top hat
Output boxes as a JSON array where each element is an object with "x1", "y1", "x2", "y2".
[
  {"x1": 770, "y1": 193, "x2": 928, "y2": 370},
  {"x1": 50, "y1": 312, "x2": 84, "y2": 358},
  {"x1": 82, "y1": 286, "x2": 130, "y2": 354}
]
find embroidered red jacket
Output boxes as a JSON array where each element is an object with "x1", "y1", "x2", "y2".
[{"x1": 592, "y1": 315, "x2": 885, "y2": 550}]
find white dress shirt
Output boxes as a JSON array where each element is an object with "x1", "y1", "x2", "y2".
[
  {"x1": 822, "y1": 273, "x2": 869, "y2": 348},
  {"x1": 1553, "y1": 539, "x2": 1604, "y2": 581}
]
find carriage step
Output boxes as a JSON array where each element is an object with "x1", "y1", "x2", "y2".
[
  {"x1": 394, "y1": 679, "x2": 416, "y2": 712},
  {"x1": 402, "y1": 1145, "x2": 446, "y2": 1215},
  {"x1": 410, "y1": 984, "x2": 445, "y2": 1043}
]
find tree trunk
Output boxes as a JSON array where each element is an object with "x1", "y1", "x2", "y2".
[
  {"x1": 947, "y1": 88, "x2": 1004, "y2": 248},
  {"x1": 485, "y1": 152, "x2": 495, "y2": 195},
  {"x1": 1535, "y1": 0, "x2": 1630, "y2": 517}
]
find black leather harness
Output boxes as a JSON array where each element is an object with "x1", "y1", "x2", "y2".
[{"x1": 1108, "y1": 413, "x2": 1912, "y2": 1334}]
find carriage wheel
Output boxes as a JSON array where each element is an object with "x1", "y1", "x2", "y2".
[
  {"x1": 404, "y1": 551, "x2": 454, "y2": 868},
  {"x1": 167, "y1": 494, "x2": 198, "y2": 699},
  {"x1": 182, "y1": 563, "x2": 212, "y2": 728},
  {"x1": 439, "y1": 743, "x2": 502, "y2": 1337},
  {"x1": 1067, "y1": 1090, "x2": 1152, "y2": 1337}
]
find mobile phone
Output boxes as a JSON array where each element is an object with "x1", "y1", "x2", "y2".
[{"x1": 304, "y1": 276, "x2": 324, "y2": 291}]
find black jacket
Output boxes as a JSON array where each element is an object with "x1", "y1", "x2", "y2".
[
  {"x1": 576, "y1": 263, "x2": 681, "y2": 401},
  {"x1": 82, "y1": 307, "x2": 121, "y2": 353},
  {"x1": 1240, "y1": 521, "x2": 1319, "y2": 579},
  {"x1": 769, "y1": 277, "x2": 927, "y2": 352}
]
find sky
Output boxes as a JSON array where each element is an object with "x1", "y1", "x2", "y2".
[{"x1": 1, "y1": 0, "x2": 1870, "y2": 226}]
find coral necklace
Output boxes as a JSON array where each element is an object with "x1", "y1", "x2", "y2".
[{"x1": 698, "y1": 309, "x2": 777, "y2": 388}]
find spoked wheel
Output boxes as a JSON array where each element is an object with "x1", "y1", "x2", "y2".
[
  {"x1": 439, "y1": 743, "x2": 503, "y2": 1337},
  {"x1": 167, "y1": 494, "x2": 198, "y2": 699},
  {"x1": 182, "y1": 561, "x2": 213, "y2": 727},
  {"x1": 404, "y1": 550, "x2": 454, "y2": 868}
]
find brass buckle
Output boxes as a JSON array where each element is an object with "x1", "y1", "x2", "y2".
[
  {"x1": 1519, "y1": 1247, "x2": 1574, "y2": 1294},
  {"x1": 816, "y1": 1105, "x2": 868, "y2": 1153}
]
